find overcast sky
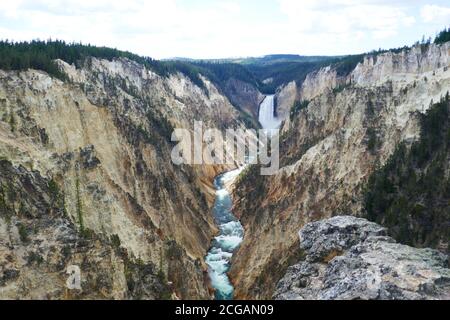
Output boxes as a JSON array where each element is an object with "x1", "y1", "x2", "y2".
[{"x1": 0, "y1": 0, "x2": 449, "y2": 59}]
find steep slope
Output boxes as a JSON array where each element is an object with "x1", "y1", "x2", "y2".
[
  {"x1": 230, "y1": 42, "x2": 450, "y2": 299},
  {"x1": 274, "y1": 81, "x2": 299, "y2": 121},
  {"x1": 0, "y1": 55, "x2": 246, "y2": 299},
  {"x1": 0, "y1": 160, "x2": 171, "y2": 299},
  {"x1": 190, "y1": 62, "x2": 265, "y2": 125},
  {"x1": 364, "y1": 96, "x2": 450, "y2": 252}
]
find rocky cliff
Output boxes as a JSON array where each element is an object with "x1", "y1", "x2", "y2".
[
  {"x1": 230, "y1": 42, "x2": 450, "y2": 299},
  {"x1": 222, "y1": 78, "x2": 265, "y2": 123},
  {"x1": 274, "y1": 81, "x2": 298, "y2": 121},
  {"x1": 274, "y1": 216, "x2": 450, "y2": 300},
  {"x1": 0, "y1": 56, "x2": 247, "y2": 299}
]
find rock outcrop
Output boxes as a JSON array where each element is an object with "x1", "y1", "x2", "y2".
[
  {"x1": 297, "y1": 42, "x2": 450, "y2": 102},
  {"x1": 274, "y1": 216, "x2": 450, "y2": 300},
  {"x1": 274, "y1": 81, "x2": 298, "y2": 121},
  {"x1": 299, "y1": 66, "x2": 346, "y2": 102},
  {"x1": 351, "y1": 43, "x2": 450, "y2": 86}
]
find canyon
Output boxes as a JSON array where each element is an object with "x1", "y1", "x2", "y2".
[
  {"x1": 0, "y1": 56, "x2": 248, "y2": 299},
  {"x1": 0, "y1": 38, "x2": 449, "y2": 300},
  {"x1": 230, "y1": 41, "x2": 450, "y2": 299}
]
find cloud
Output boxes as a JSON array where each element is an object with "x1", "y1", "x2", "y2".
[
  {"x1": 0, "y1": 0, "x2": 447, "y2": 58},
  {"x1": 0, "y1": 0, "x2": 252, "y2": 58},
  {"x1": 217, "y1": 1, "x2": 241, "y2": 14},
  {"x1": 421, "y1": 4, "x2": 450, "y2": 24},
  {"x1": 278, "y1": 0, "x2": 416, "y2": 40}
]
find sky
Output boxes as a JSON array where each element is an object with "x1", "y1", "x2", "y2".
[{"x1": 0, "y1": 0, "x2": 449, "y2": 59}]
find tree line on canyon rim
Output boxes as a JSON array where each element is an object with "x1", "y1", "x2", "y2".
[
  {"x1": 5, "y1": 29, "x2": 449, "y2": 97},
  {"x1": 0, "y1": 26, "x2": 449, "y2": 96},
  {"x1": 0, "y1": 39, "x2": 324, "y2": 94}
]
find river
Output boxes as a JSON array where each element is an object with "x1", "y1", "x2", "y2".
[
  {"x1": 205, "y1": 168, "x2": 245, "y2": 300},
  {"x1": 205, "y1": 95, "x2": 279, "y2": 300}
]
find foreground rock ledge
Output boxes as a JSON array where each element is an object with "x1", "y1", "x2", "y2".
[{"x1": 274, "y1": 216, "x2": 450, "y2": 300}]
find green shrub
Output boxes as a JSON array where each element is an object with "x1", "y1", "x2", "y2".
[
  {"x1": 17, "y1": 223, "x2": 29, "y2": 242},
  {"x1": 333, "y1": 83, "x2": 350, "y2": 94},
  {"x1": 111, "y1": 234, "x2": 121, "y2": 248},
  {"x1": 366, "y1": 128, "x2": 378, "y2": 152},
  {"x1": 75, "y1": 177, "x2": 84, "y2": 233},
  {"x1": 48, "y1": 179, "x2": 59, "y2": 197},
  {"x1": 27, "y1": 252, "x2": 44, "y2": 265},
  {"x1": 9, "y1": 113, "x2": 16, "y2": 133}
]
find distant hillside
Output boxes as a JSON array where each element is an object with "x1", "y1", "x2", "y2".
[
  {"x1": 246, "y1": 60, "x2": 331, "y2": 93},
  {"x1": 168, "y1": 55, "x2": 340, "y2": 94},
  {"x1": 170, "y1": 54, "x2": 366, "y2": 94},
  {"x1": 229, "y1": 54, "x2": 337, "y2": 65},
  {"x1": 167, "y1": 54, "x2": 336, "y2": 65}
]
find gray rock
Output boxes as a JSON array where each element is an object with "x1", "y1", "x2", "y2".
[
  {"x1": 274, "y1": 216, "x2": 450, "y2": 300},
  {"x1": 79, "y1": 145, "x2": 101, "y2": 169}
]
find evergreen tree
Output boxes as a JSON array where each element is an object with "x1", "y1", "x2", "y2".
[{"x1": 435, "y1": 27, "x2": 450, "y2": 44}]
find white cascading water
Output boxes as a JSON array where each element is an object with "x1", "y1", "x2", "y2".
[{"x1": 258, "y1": 95, "x2": 281, "y2": 130}]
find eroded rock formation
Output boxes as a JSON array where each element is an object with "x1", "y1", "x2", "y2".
[{"x1": 274, "y1": 216, "x2": 450, "y2": 300}]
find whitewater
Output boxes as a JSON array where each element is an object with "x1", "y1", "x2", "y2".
[
  {"x1": 205, "y1": 168, "x2": 245, "y2": 299},
  {"x1": 258, "y1": 95, "x2": 281, "y2": 131}
]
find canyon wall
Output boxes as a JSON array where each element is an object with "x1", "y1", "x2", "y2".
[
  {"x1": 0, "y1": 57, "x2": 246, "y2": 299},
  {"x1": 222, "y1": 78, "x2": 265, "y2": 123},
  {"x1": 274, "y1": 81, "x2": 298, "y2": 121}
]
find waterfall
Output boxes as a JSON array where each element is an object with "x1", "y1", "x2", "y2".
[{"x1": 258, "y1": 95, "x2": 281, "y2": 130}]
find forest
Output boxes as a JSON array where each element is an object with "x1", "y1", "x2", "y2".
[
  {"x1": 0, "y1": 40, "x2": 206, "y2": 88},
  {"x1": 434, "y1": 27, "x2": 450, "y2": 44}
]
